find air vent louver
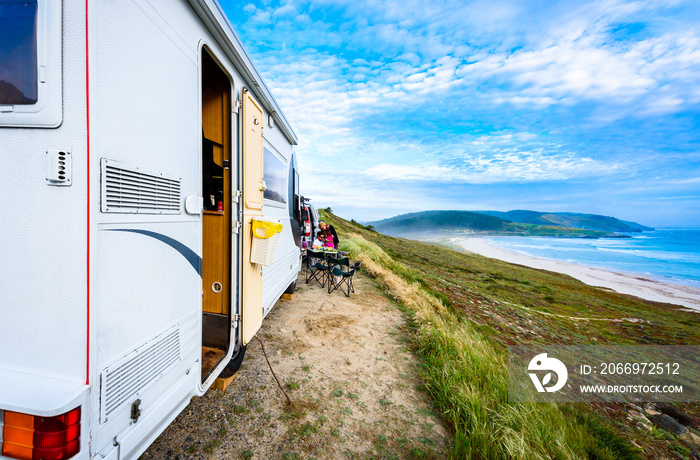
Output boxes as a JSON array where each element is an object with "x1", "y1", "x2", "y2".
[
  {"x1": 100, "y1": 328, "x2": 181, "y2": 424},
  {"x1": 101, "y1": 159, "x2": 181, "y2": 214}
]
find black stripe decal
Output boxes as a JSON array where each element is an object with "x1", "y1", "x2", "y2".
[{"x1": 107, "y1": 229, "x2": 202, "y2": 276}]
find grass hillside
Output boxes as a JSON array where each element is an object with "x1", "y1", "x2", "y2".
[
  {"x1": 368, "y1": 210, "x2": 638, "y2": 238},
  {"x1": 323, "y1": 209, "x2": 700, "y2": 459},
  {"x1": 369, "y1": 210, "x2": 507, "y2": 234}
]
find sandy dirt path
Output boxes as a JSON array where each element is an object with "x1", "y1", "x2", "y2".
[{"x1": 141, "y1": 271, "x2": 449, "y2": 459}]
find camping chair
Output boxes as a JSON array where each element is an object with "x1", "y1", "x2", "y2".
[
  {"x1": 328, "y1": 257, "x2": 355, "y2": 296},
  {"x1": 324, "y1": 255, "x2": 342, "y2": 289},
  {"x1": 306, "y1": 249, "x2": 331, "y2": 287},
  {"x1": 349, "y1": 261, "x2": 360, "y2": 293}
]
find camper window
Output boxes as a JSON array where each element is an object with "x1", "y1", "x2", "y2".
[
  {"x1": 0, "y1": 1, "x2": 38, "y2": 105},
  {"x1": 0, "y1": 0, "x2": 62, "y2": 128},
  {"x1": 263, "y1": 147, "x2": 287, "y2": 203}
]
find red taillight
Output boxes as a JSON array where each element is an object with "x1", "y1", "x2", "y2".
[
  {"x1": 305, "y1": 221, "x2": 311, "y2": 236},
  {"x1": 2, "y1": 408, "x2": 81, "y2": 460}
]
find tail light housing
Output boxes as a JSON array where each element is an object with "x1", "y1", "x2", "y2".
[
  {"x1": 303, "y1": 207, "x2": 311, "y2": 237},
  {"x1": 1, "y1": 408, "x2": 81, "y2": 460}
]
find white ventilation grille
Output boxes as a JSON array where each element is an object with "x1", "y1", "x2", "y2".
[
  {"x1": 101, "y1": 159, "x2": 181, "y2": 214},
  {"x1": 100, "y1": 328, "x2": 181, "y2": 424}
]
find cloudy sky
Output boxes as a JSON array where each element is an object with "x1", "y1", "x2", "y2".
[{"x1": 221, "y1": 0, "x2": 700, "y2": 227}]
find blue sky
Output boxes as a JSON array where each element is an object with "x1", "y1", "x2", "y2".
[{"x1": 222, "y1": 0, "x2": 700, "y2": 227}]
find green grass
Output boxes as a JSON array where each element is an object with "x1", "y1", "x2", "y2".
[
  {"x1": 320, "y1": 210, "x2": 700, "y2": 459},
  {"x1": 328, "y1": 210, "x2": 699, "y2": 347},
  {"x1": 232, "y1": 405, "x2": 250, "y2": 415},
  {"x1": 204, "y1": 438, "x2": 222, "y2": 454}
]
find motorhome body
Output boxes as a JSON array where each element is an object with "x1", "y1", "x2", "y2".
[{"x1": 0, "y1": 1, "x2": 302, "y2": 459}]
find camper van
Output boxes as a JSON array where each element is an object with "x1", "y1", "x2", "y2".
[
  {"x1": 0, "y1": 1, "x2": 302, "y2": 459},
  {"x1": 301, "y1": 201, "x2": 320, "y2": 244}
]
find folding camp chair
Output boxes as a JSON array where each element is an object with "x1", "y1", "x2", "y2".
[
  {"x1": 328, "y1": 257, "x2": 356, "y2": 296},
  {"x1": 324, "y1": 255, "x2": 342, "y2": 289},
  {"x1": 305, "y1": 249, "x2": 331, "y2": 287},
  {"x1": 349, "y1": 261, "x2": 360, "y2": 293}
]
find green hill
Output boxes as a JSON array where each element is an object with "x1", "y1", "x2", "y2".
[
  {"x1": 369, "y1": 210, "x2": 507, "y2": 235},
  {"x1": 474, "y1": 210, "x2": 654, "y2": 232},
  {"x1": 368, "y1": 210, "x2": 643, "y2": 238}
]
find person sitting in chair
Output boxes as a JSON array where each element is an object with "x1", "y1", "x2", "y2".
[{"x1": 311, "y1": 234, "x2": 325, "y2": 249}]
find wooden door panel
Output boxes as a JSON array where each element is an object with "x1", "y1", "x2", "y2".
[
  {"x1": 202, "y1": 213, "x2": 224, "y2": 314},
  {"x1": 201, "y1": 52, "x2": 231, "y2": 317},
  {"x1": 243, "y1": 89, "x2": 264, "y2": 211},
  {"x1": 241, "y1": 88, "x2": 264, "y2": 345}
]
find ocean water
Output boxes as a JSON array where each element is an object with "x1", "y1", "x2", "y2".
[{"x1": 483, "y1": 229, "x2": 700, "y2": 289}]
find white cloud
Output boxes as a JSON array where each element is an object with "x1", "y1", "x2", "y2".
[
  {"x1": 362, "y1": 148, "x2": 618, "y2": 184},
  {"x1": 272, "y1": 3, "x2": 297, "y2": 17},
  {"x1": 668, "y1": 177, "x2": 700, "y2": 185},
  {"x1": 363, "y1": 164, "x2": 454, "y2": 181},
  {"x1": 249, "y1": 9, "x2": 271, "y2": 24},
  {"x1": 470, "y1": 132, "x2": 538, "y2": 145},
  {"x1": 381, "y1": 0, "x2": 692, "y2": 113},
  {"x1": 493, "y1": 95, "x2": 558, "y2": 107}
]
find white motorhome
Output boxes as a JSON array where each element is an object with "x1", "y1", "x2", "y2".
[{"x1": 0, "y1": 1, "x2": 303, "y2": 459}]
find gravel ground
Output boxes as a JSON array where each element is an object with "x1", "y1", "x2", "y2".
[{"x1": 141, "y1": 271, "x2": 449, "y2": 459}]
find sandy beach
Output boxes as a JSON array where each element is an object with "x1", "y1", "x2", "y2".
[{"x1": 451, "y1": 237, "x2": 700, "y2": 311}]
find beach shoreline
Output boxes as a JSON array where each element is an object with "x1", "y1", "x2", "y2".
[{"x1": 448, "y1": 237, "x2": 700, "y2": 311}]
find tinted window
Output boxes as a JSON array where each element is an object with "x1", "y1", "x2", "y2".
[
  {"x1": 293, "y1": 170, "x2": 300, "y2": 218},
  {"x1": 263, "y1": 147, "x2": 287, "y2": 203},
  {"x1": 0, "y1": 1, "x2": 38, "y2": 105},
  {"x1": 288, "y1": 154, "x2": 300, "y2": 220}
]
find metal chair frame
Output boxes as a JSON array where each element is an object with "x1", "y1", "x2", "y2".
[
  {"x1": 348, "y1": 261, "x2": 361, "y2": 293},
  {"x1": 328, "y1": 257, "x2": 357, "y2": 296},
  {"x1": 328, "y1": 266, "x2": 355, "y2": 297},
  {"x1": 305, "y1": 249, "x2": 331, "y2": 288}
]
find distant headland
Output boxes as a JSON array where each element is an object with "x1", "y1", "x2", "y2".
[{"x1": 367, "y1": 210, "x2": 654, "y2": 238}]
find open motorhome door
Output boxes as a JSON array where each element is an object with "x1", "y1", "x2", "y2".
[{"x1": 241, "y1": 88, "x2": 265, "y2": 345}]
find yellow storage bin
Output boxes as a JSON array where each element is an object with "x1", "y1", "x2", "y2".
[{"x1": 250, "y1": 218, "x2": 283, "y2": 265}]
